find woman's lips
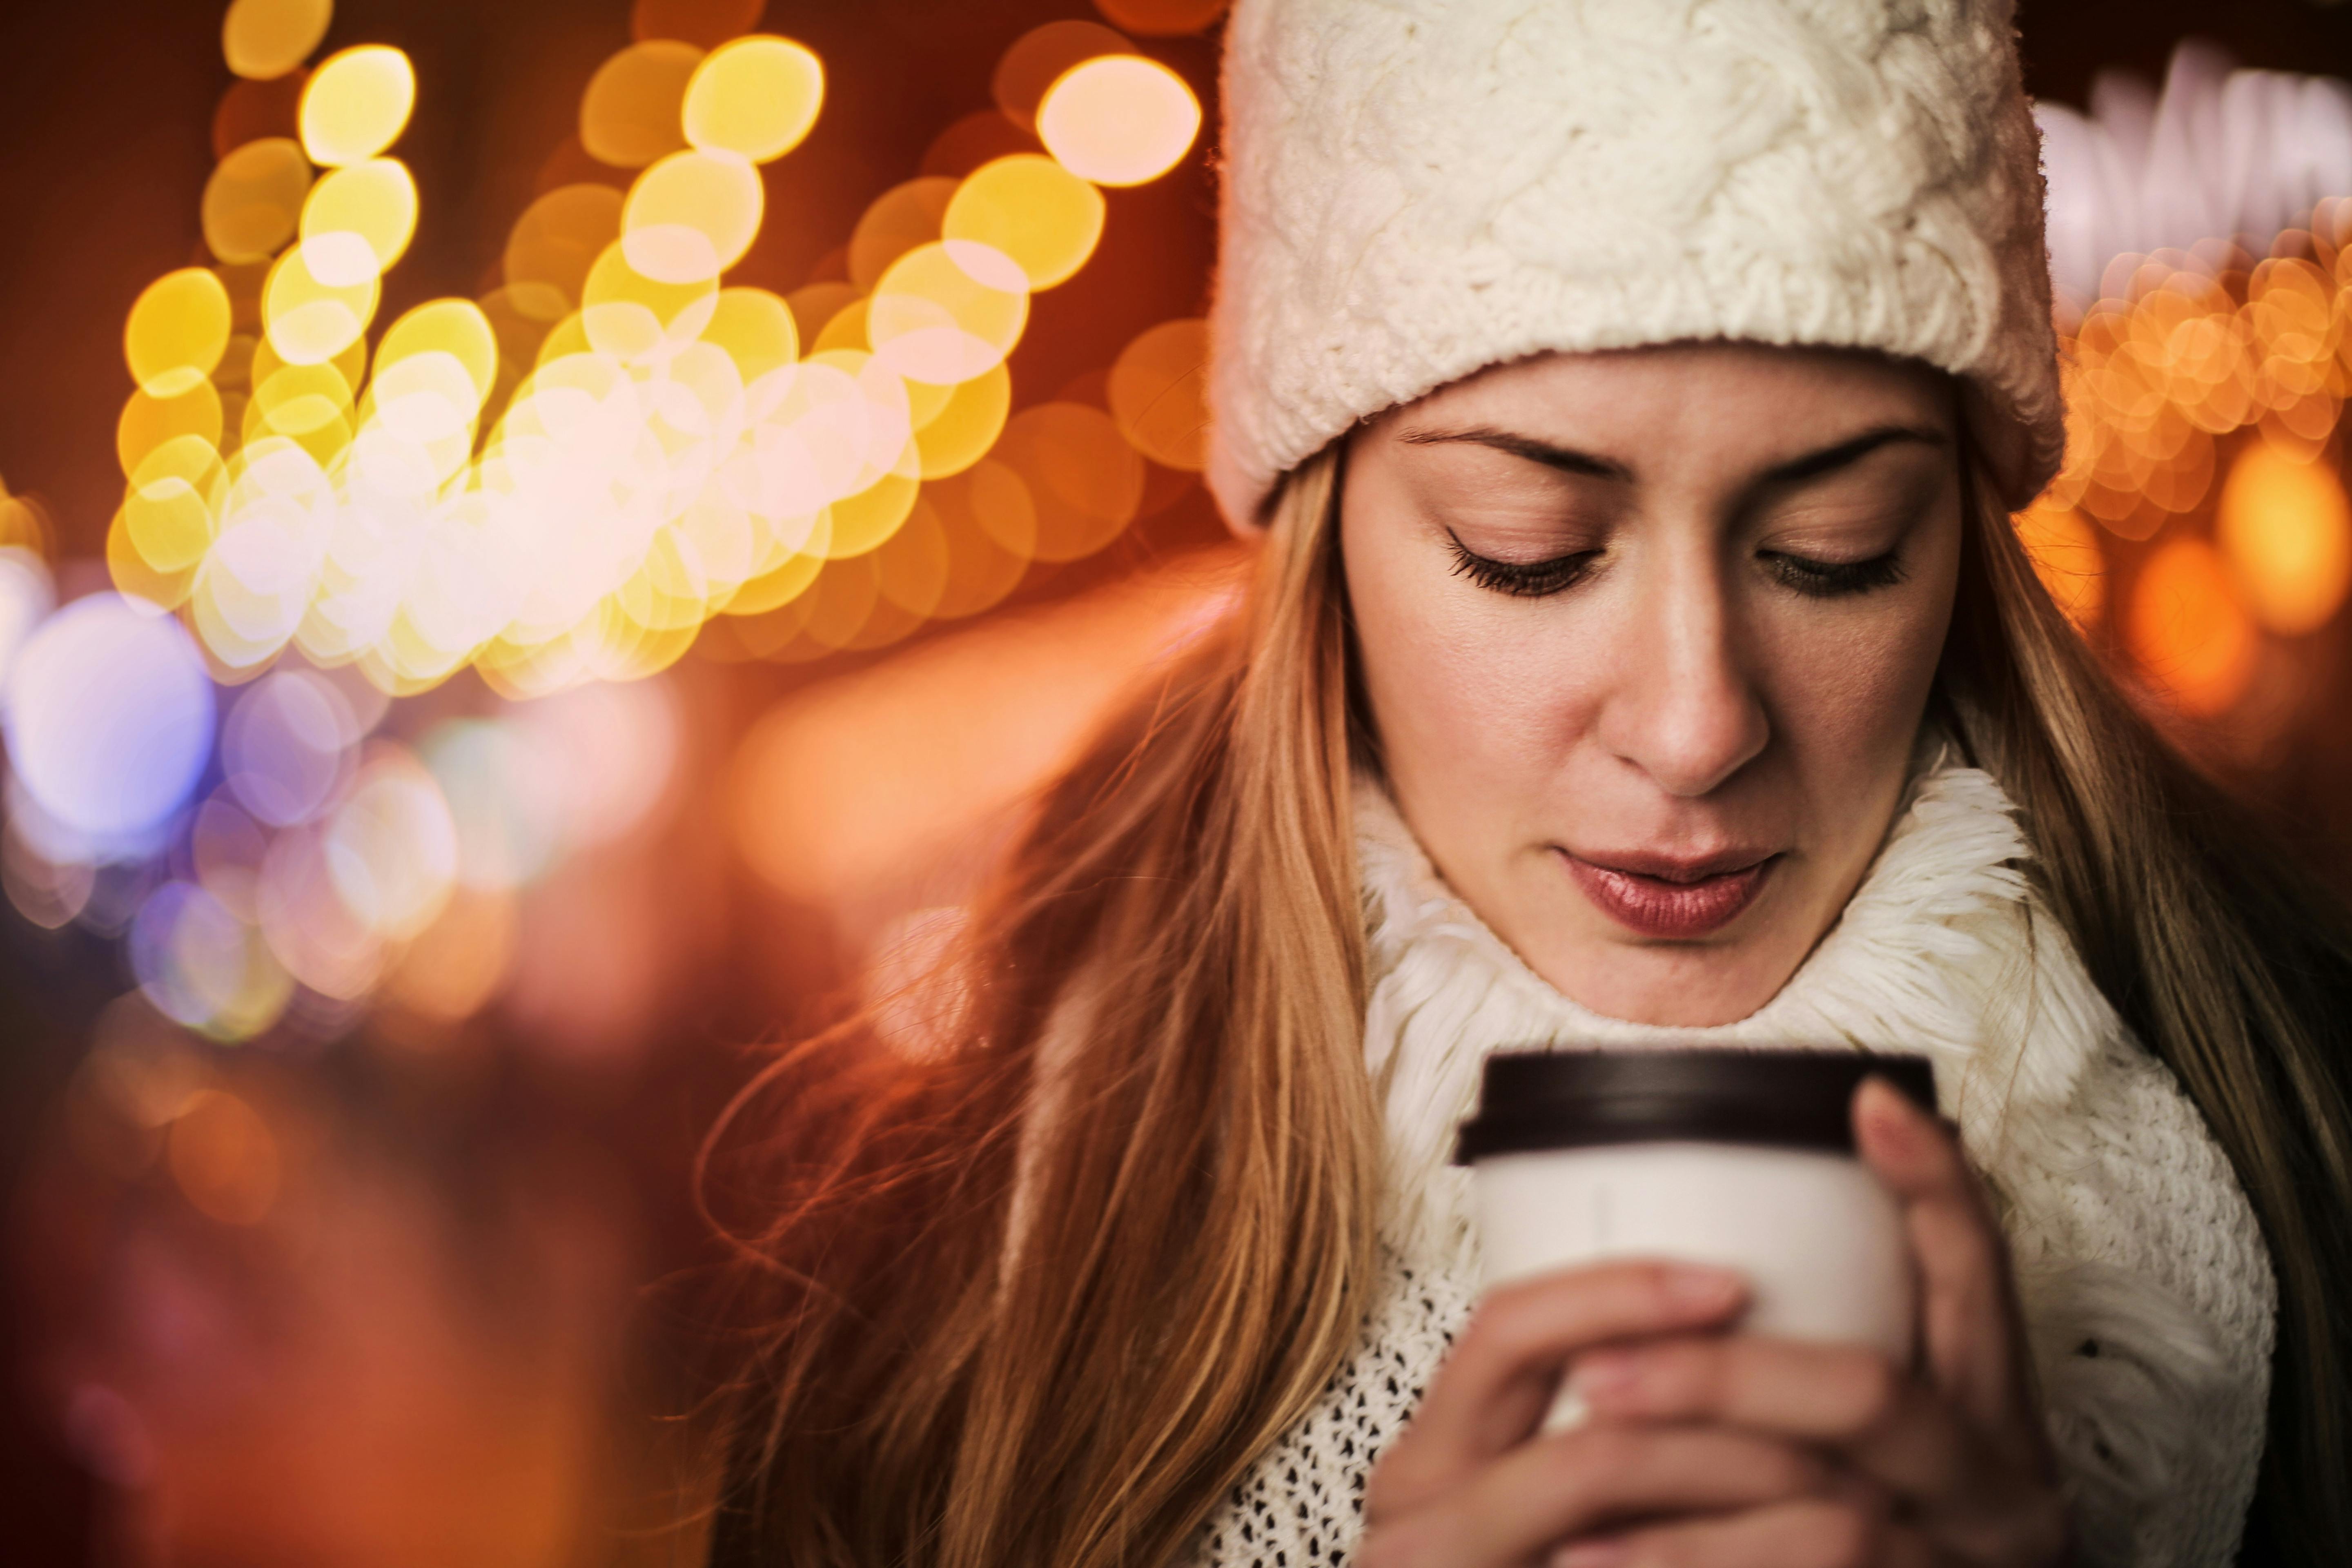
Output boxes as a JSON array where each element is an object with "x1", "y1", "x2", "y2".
[{"x1": 1557, "y1": 849, "x2": 1778, "y2": 940}]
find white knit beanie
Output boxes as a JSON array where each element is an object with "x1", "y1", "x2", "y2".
[{"x1": 1207, "y1": 0, "x2": 2066, "y2": 526}]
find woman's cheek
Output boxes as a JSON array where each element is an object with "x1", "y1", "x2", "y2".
[{"x1": 1760, "y1": 589, "x2": 1951, "y2": 801}]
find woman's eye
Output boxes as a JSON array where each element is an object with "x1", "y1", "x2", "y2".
[
  {"x1": 1446, "y1": 533, "x2": 1597, "y2": 598},
  {"x1": 1761, "y1": 549, "x2": 1907, "y2": 599}
]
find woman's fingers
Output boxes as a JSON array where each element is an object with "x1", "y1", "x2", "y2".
[
  {"x1": 1568, "y1": 1334, "x2": 2072, "y2": 1561},
  {"x1": 1851, "y1": 1076, "x2": 2019, "y2": 1430},
  {"x1": 1566, "y1": 1332, "x2": 1965, "y2": 1499},
  {"x1": 1370, "y1": 1259, "x2": 1745, "y2": 1515},
  {"x1": 1546, "y1": 1498, "x2": 1936, "y2": 1568},
  {"x1": 1364, "y1": 1424, "x2": 1827, "y2": 1568}
]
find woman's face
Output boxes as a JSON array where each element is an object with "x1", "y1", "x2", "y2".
[{"x1": 1342, "y1": 343, "x2": 1963, "y2": 1026}]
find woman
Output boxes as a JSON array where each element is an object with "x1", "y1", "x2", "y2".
[{"x1": 704, "y1": 2, "x2": 2352, "y2": 1564}]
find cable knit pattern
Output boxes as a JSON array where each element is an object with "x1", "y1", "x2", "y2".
[
  {"x1": 1205, "y1": 0, "x2": 2064, "y2": 527},
  {"x1": 1186, "y1": 749, "x2": 2273, "y2": 1568}
]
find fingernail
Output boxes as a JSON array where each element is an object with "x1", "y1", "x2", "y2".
[
  {"x1": 1568, "y1": 1348, "x2": 1639, "y2": 1407},
  {"x1": 1555, "y1": 1539, "x2": 1629, "y2": 1568},
  {"x1": 1663, "y1": 1263, "x2": 1742, "y2": 1310}
]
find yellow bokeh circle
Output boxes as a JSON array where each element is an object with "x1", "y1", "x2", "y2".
[
  {"x1": 377, "y1": 298, "x2": 499, "y2": 403},
  {"x1": 1037, "y1": 55, "x2": 1201, "y2": 187},
  {"x1": 867, "y1": 240, "x2": 1030, "y2": 386},
  {"x1": 621, "y1": 149, "x2": 765, "y2": 284},
  {"x1": 943, "y1": 154, "x2": 1104, "y2": 290},
  {"x1": 300, "y1": 45, "x2": 416, "y2": 167},
  {"x1": 683, "y1": 35, "x2": 824, "y2": 165},
  {"x1": 298, "y1": 157, "x2": 418, "y2": 283},
  {"x1": 126, "y1": 269, "x2": 233, "y2": 398},
  {"x1": 262, "y1": 243, "x2": 380, "y2": 365}
]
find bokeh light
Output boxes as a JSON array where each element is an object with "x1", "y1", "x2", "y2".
[
  {"x1": 299, "y1": 157, "x2": 419, "y2": 282},
  {"x1": 943, "y1": 154, "x2": 1104, "y2": 290},
  {"x1": 1108, "y1": 316, "x2": 1209, "y2": 471},
  {"x1": 682, "y1": 35, "x2": 823, "y2": 164},
  {"x1": 4, "y1": 595, "x2": 215, "y2": 846},
  {"x1": 992, "y1": 20, "x2": 1133, "y2": 132},
  {"x1": 1037, "y1": 54, "x2": 1201, "y2": 187},
  {"x1": 2127, "y1": 537, "x2": 2260, "y2": 716},
  {"x1": 580, "y1": 40, "x2": 701, "y2": 169},
  {"x1": 222, "y1": 0, "x2": 332, "y2": 81},
  {"x1": 2216, "y1": 439, "x2": 2352, "y2": 635},
  {"x1": 299, "y1": 45, "x2": 416, "y2": 167},
  {"x1": 621, "y1": 149, "x2": 765, "y2": 283},
  {"x1": 203, "y1": 137, "x2": 314, "y2": 265},
  {"x1": 125, "y1": 270, "x2": 233, "y2": 398},
  {"x1": 869, "y1": 240, "x2": 1031, "y2": 385}
]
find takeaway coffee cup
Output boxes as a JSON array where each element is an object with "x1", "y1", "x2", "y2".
[{"x1": 1452, "y1": 1047, "x2": 1938, "y2": 1428}]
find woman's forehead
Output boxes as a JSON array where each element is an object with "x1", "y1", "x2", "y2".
[{"x1": 1373, "y1": 344, "x2": 1958, "y2": 473}]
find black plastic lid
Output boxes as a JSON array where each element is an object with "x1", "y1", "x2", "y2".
[{"x1": 1451, "y1": 1047, "x2": 1938, "y2": 1164}]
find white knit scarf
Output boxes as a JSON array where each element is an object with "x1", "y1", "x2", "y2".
[{"x1": 1343, "y1": 743, "x2": 2275, "y2": 1568}]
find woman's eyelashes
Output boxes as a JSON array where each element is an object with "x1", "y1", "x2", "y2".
[
  {"x1": 1444, "y1": 531, "x2": 1599, "y2": 597},
  {"x1": 1443, "y1": 527, "x2": 1911, "y2": 601},
  {"x1": 1759, "y1": 547, "x2": 1908, "y2": 598}
]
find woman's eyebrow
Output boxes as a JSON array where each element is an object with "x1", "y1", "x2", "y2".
[
  {"x1": 1393, "y1": 425, "x2": 1630, "y2": 480},
  {"x1": 1760, "y1": 425, "x2": 1947, "y2": 486},
  {"x1": 1393, "y1": 422, "x2": 1945, "y2": 485}
]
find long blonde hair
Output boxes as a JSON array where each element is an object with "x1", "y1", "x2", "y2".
[{"x1": 703, "y1": 432, "x2": 2352, "y2": 1564}]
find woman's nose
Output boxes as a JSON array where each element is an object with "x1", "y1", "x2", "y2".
[{"x1": 1595, "y1": 552, "x2": 1769, "y2": 798}]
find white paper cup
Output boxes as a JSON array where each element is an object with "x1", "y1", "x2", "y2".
[{"x1": 1454, "y1": 1049, "x2": 1933, "y2": 1429}]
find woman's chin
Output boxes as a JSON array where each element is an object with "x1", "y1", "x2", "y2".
[{"x1": 1521, "y1": 925, "x2": 1811, "y2": 1029}]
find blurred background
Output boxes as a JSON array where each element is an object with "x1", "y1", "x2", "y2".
[{"x1": 2, "y1": 0, "x2": 2350, "y2": 1562}]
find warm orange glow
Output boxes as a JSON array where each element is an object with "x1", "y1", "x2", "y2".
[
  {"x1": 2013, "y1": 501, "x2": 2105, "y2": 630},
  {"x1": 2216, "y1": 439, "x2": 2352, "y2": 635},
  {"x1": 997, "y1": 403, "x2": 1145, "y2": 561},
  {"x1": 580, "y1": 40, "x2": 702, "y2": 169},
  {"x1": 1037, "y1": 55, "x2": 1201, "y2": 187},
  {"x1": 299, "y1": 45, "x2": 416, "y2": 167},
  {"x1": 683, "y1": 35, "x2": 824, "y2": 164},
  {"x1": 503, "y1": 183, "x2": 624, "y2": 305},
  {"x1": 222, "y1": 0, "x2": 331, "y2": 81},
  {"x1": 730, "y1": 549, "x2": 1244, "y2": 907},
  {"x1": 924, "y1": 459, "x2": 1035, "y2": 618},
  {"x1": 944, "y1": 154, "x2": 1105, "y2": 290},
  {"x1": 1109, "y1": 316, "x2": 1209, "y2": 470},
  {"x1": 384, "y1": 887, "x2": 518, "y2": 1023},
  {"x1": 2127, "y1": 537, "x2": 2259, "y2": 717},
  {"x1": 167, "y1": 1089, "x2": 282, "y2": 1225},
  {"x1": 633, "y1": 0, "x2": 764, "y2": 47},
  {"x1": 203, "y1": 136, "x2": 314, "y2": 264},
  {"x1": 1094, "y1": 0, "x2": 1232, "y2": 34}
]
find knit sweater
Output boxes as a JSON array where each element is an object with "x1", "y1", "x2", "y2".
[{"x1": 1187, "y1": 749, "x2": 2274, "y2": 1568}]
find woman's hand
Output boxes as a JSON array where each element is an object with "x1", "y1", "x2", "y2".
[
  {"x1": 1361, "y1": 1255, "x2": 1833, "y2": 1568},
  {"x1": 1360, "y1": 1079, "x2": 2073, "y2": 1567}
]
